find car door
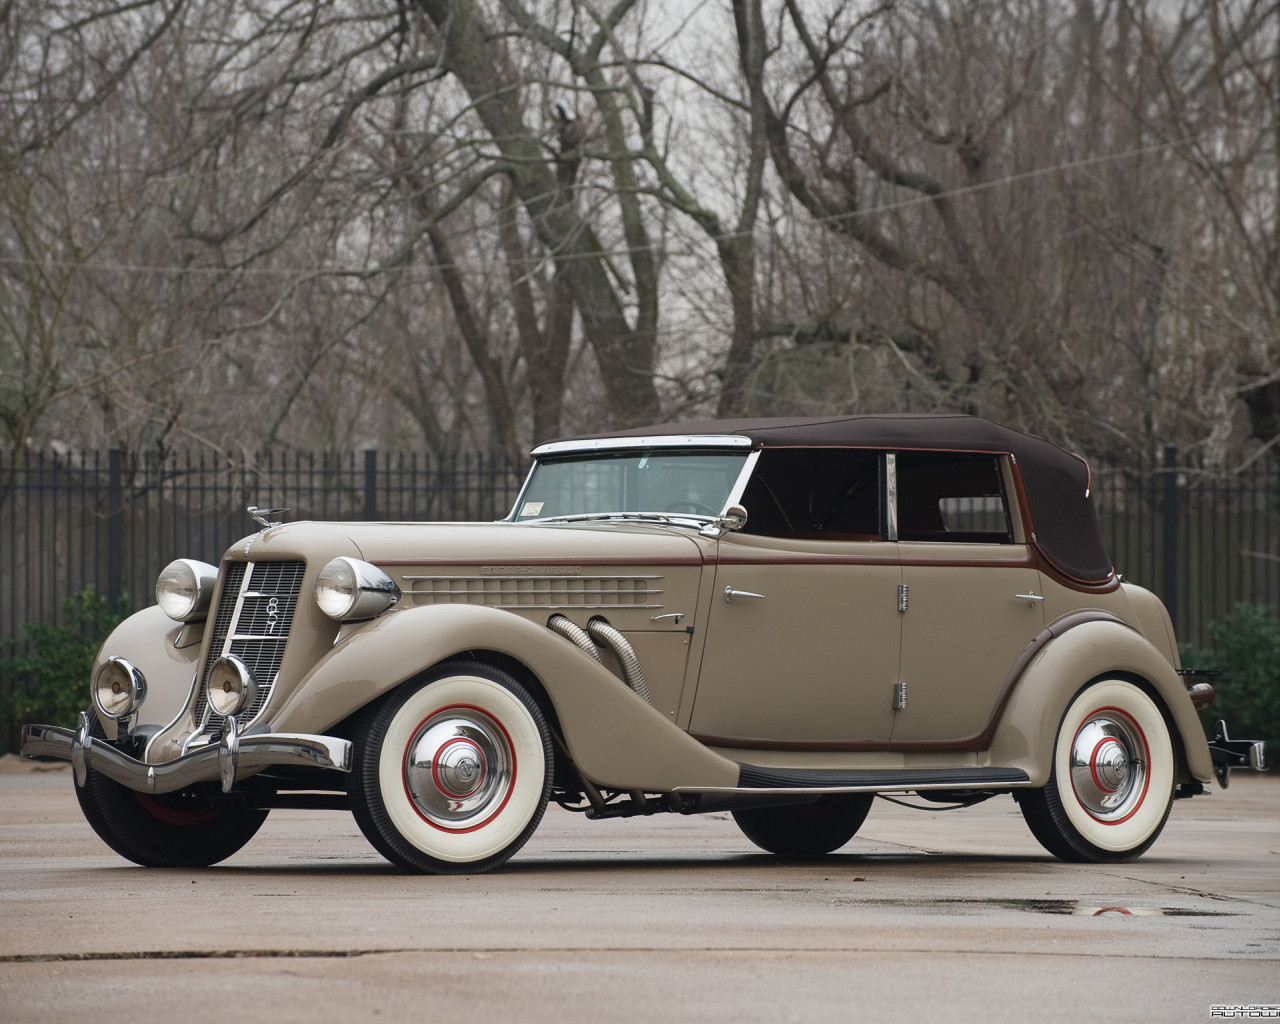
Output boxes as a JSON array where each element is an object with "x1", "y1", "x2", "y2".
[
  {"x1": 687, "y1": 447, "x2": 900, "y2": 748},
  {"x1": 890, "y1": 452, "x2": 1046, "y2": 744}
]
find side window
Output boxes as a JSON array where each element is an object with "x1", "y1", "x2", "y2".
[
  {"x1": 895, "y1": 452, "x2": 1013, "y2": 543},
  {"x1": 740, "y1": 448, "x2": 881, "y2": 539}
]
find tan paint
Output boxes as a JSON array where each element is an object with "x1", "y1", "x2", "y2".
[
  {"x1": 691, "y1": 535, "x2": 901, "y2": 743},
  {"x1": 894, "y1": 543, "x2": 1045, "y2": 742},
  {"x1": 89, "y1": 490, "x2": 1211, "y2": 796},
  {"x1": 989, "y1": 618, "x2": 1213, "y2": 785},
  {"x1": 89, "y1": 606, "x2": 200, "y2": 743},
  {"x1": 267, "y1": 602, "x2": 740, "y2": 792}
]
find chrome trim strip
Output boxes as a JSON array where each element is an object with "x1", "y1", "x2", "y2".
[
  {"x1": 723, "y1": 449, "x2": 761, "y2": 510},
  {"x1": 223, "y1": 565, "x2": 258, "y2": 660},
  {"x1": 673, "y1": 781, "x2": 1034, "y2": 797},
  {"x1": 531, "y1": 435, "x2": 754, "y2": 456},
  {"x1": 410, "y1": 600, "x2": 665, "y2": 610},
  {"x1": 21, "y1": 722, "x2": 352, "y2": 794},
  {"x1": 144, "y1": 671, "x2": 201, "y2": 764},
  {"x1": 885, "y1": 452, "x2": 899, "y2": 541},
  {"x1": 401, "y1": 573, "x2": 665, "y2": 581}
]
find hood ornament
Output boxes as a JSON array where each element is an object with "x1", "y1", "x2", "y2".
[{"x1": 247, "y1": 506, "x2": 290, "y2": 530}]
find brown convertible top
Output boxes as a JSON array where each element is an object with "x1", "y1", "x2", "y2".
[{"x1": 552, "y1": 414, "x2": 1113, "y2": 585}]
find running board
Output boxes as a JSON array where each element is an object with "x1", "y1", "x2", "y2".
[
  {"x1": 671, "y1": 764, "x2": 1030, "y2": 815},
  {"x1": 733, "y1": 763, "x2": 1030, "y2": 790}
]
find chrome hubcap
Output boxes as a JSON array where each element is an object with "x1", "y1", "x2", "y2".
[
  {"x1": 403, "y1": 707, "x2": 513, "y2": 829},
  {"x1": 1069, "y1": 710, "x2": 1149, "y2": 821}
]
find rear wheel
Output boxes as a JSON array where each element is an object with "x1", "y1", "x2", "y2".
[
  {"x1": 349, "y1": 661, "x2": 554, "y2": 874},
  {"x1": 733, "y1": 794, "x2": 875, "y2": 856},
  {"x1": 1018, "y1": 678, "x2": 1175, "y2": 863}
]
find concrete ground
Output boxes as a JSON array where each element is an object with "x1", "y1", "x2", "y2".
[{"x1": 1, "y1": 758, "x2": 1276, "y2": 1023}]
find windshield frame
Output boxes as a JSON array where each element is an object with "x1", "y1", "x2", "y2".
[{"x1": 507, "y1": 440, "x2": 757, "y2": 525}]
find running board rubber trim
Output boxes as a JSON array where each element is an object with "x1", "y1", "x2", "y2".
[{"x1": 731, "y1": 763, "x2": 1030, "y2": 791}]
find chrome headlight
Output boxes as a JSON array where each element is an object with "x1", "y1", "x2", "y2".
[
  {"x1": 93, "y1": 657, "x2": 147, "y2": 720},
  {"x1": 314, "y1": 557, "x2": 401, "y2": 621},
  {"x1": 156, "y1": 558, "x2": 218, "y2": 622},
  {"x1": 206, "y1": 656, "x2": 257, "y2": 717}
]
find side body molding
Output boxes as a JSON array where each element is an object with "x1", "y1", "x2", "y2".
[
  {"x1": 269, "y1": 604, "x2": 741, "y2": 792},
  {"x1": 990, "y1": 612, "x2": 1213, "y2": 787}
]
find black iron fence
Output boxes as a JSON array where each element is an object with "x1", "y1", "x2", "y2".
[
  {"x1": 1, "y1": 449, "x2": 526, "y2": 652},
  {"x1": 1092, "y1": 447, "x2": 1280, "y2": 648},
  {"x1": 2, "y1": 445, "x2": 1278, "y2": 656}
]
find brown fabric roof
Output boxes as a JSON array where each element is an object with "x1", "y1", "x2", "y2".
[{"x1": 553, "y1": 414, "x2": 1113, "y2": 585}]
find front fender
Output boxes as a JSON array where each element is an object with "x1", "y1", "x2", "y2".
[
  {"x1": 90, "y1": 606, "x2": 200, "y2": 741},
  {"x1": 990, "y1": 618, "x2": 1213, "y2": 786},
  {"x1": 270, "y1": 605, "x2": 739, "y2": 792}
]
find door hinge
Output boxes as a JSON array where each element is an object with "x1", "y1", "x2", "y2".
[{"x1": 897, "y1": 584, "x2": 909, "y2": 612}]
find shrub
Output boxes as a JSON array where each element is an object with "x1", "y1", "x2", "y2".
[
  {"x1": 0, "y1": 587, "x2": 130, "y2": 754},
  {"x1": 1179, "y1": 603, "x2": 1280, "y2": 752}
]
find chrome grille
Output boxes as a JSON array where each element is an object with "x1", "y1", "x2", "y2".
[{"x1": 193, "y1": 560, "x2": 305, "y2": 739}]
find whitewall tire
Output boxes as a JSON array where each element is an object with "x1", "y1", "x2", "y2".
[
  {"x1": 1019, "y1": 678, "x2": 1175, "y2": 863},
  {"x1": 349, "y1": 661, "x2": 553, "y2": 874}
]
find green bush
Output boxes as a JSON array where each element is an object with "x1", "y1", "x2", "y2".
[
  {"x1": 0, "y1": 587, "x2": 130, "y2": 754},
  {"x1": 1179, "y1": 603, "x2": 1280, "y2": 751}
]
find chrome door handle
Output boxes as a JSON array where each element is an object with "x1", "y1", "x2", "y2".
[
  {"x1": 724, "y1": 585, "x2": 765, "y2": 603},
  {"x1": 1015, "y1": 591, "x2": 1045, "y2": 607}
]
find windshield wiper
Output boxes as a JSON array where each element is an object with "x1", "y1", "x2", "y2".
[{"x1": 527, "y1": 511, "x2": 713, "y2": 527}]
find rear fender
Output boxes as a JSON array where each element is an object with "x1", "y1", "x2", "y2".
[
  {"x1": 270, "y1": 604, "x2": 739, "y2": 792},
  {"x1": 990, "y1": 618, "x2": 1212, "y2": 786}
]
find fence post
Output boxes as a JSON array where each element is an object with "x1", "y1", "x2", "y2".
[
  {"x1": 108, "y1": 449, "x2": 123, "y2": 604},
  {"x1": 1162, "y1": 444, "x2": 1178, "y2": 633},
  {"x1": 364, "y1": 449, "x2": 378, "y2": 520}
]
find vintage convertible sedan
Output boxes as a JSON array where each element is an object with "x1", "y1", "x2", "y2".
[{"x1": 22, "y1": 415, "x2": 1266, "y2": 871}]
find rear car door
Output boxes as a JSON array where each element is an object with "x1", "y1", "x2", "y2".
[{"x1": 891, "y1": 452, "x2": 1046, "y2": 744}]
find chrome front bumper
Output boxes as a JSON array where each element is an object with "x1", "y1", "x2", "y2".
[{"x1": 21, "y1": 712, "x2": 352, "y2": 795}]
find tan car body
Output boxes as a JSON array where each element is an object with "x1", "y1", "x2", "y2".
[{"x1": 89, "y1": 514, "x2": 1211, "y2": 794}]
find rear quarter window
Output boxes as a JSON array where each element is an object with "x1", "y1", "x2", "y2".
[{"x1": 896, "y1": 453, "x2": 1013, "y2": 543}]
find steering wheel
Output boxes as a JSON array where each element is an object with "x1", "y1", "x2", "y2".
[{"x1": 664, "y1": 499, "x2": 719, "y2": 515}]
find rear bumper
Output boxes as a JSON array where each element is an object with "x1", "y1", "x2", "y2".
[
  {"x1": 1207, "y1": 719, "x2": 1267, "y2": 788},
  {"x1": 21, "y1": 712, "x2": 352, "y2": 795}
]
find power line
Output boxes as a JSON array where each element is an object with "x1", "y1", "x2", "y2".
[{"x1": 0, "y1": 129, "x2": 1237, "y2": 279}]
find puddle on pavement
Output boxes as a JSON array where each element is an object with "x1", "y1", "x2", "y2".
[{"x1": 939, "y1": 897, "x2": 1236, "y2": 917}]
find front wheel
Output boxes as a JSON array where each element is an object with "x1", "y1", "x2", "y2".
[
  {"x1": 733, "y1": 793, "x2": 875, "y2": 856},
  {"x1": 349, "y1": 661, "x2": 554, "y2": 874},
  {"x1": 1017, "y1": 678, "x2": 1175, "y2": 863},
  {"x1": 76, "y1": 769, "x2": 268, "y2": 868}
]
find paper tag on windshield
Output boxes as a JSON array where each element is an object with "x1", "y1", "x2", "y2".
[{"x1": 519, "y1": 502, "x2": 545, "y2": 518}]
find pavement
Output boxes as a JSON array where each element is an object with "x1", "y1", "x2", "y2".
[{"x1": 1, "y1": 762, "x2": 1277, "y2": 1023}]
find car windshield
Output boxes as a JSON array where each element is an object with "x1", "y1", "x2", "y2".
[{"x1": 510, "y1": 450, "x2": 751, "y2": 521}]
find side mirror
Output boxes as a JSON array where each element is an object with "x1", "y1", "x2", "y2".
[{"x1": 701, "y1": 505, "x2": 748, "y2": 537}]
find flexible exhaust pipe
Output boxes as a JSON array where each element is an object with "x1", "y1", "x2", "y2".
[
  {"x1": 547, "y1": 614, "x2": 601, "y2": 662},
  {"x1": 587, "y1": 617, "x2": 652, "y2": 705}
]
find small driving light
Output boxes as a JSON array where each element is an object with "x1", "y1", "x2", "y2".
[
  {"x1": 156, "y1": 559, "x2": 218, "y2": 622},
  {"x1": 93, "y1": 657, "x2": 147, "y2": 720},
  {"x1": 206, "y1": 656, "x2": 258, "y2": 717},
  {"x1": 314, "y1": 557, "x2": 400, "y2": 621}
]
